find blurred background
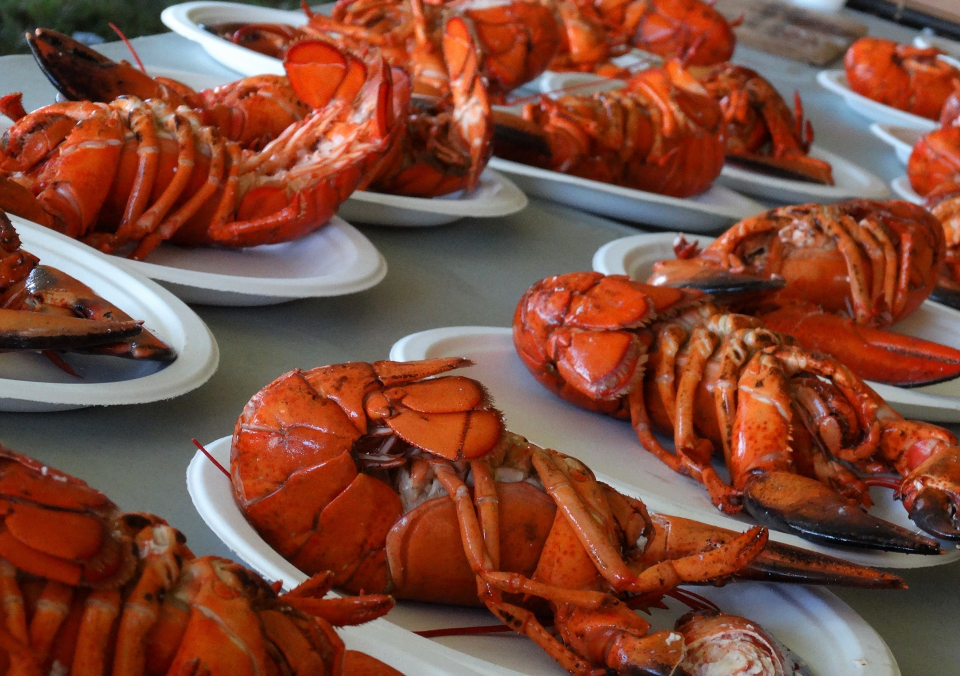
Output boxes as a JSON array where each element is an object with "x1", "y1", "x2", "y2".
[{"x1": 0, "y1": 0, "x2": 297, "y2": 55}]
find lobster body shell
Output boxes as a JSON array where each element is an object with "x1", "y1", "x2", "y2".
[
  {"x1": 0, "y1": 446, "x2": 401, "y2": 675},
  {"x1": 493, "y1": 62, "x2": 725, "y2": 197},
  {"x1": 844, "y1": 37, "x2": 960, "y2": 120}
]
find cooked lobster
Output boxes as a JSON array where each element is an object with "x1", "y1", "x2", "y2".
[
  {"x1": 844, "y1": 37, "x2": 960, "y2": 120},
  {"x1": 514, "y1": 271, "x2": 960, "y2": 551},
  {"x1": 0, "y1": 209, "x2": 174, "y2": 361},
  {"x1": 648, "y1": 200, "x2": 960, "y2": 387},
  {"x1": 231, "y1": 357, "x2": 904, "y2": 675},
  {"x1": 493, "y1": 60, "x2": 725, "y2": 197},
  {"x1": 0, "y1": 445, "x2": 402, "y2": 675},
  {"x1": 1, "y1": 34, "x2": 399, "y2": 259},
  {"x1": 697, "y1": 63, "x2": 834, "y2": 185}
]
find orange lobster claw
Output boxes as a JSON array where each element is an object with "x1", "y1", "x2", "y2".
[
  {"x1": 0, "y1": 307, "x2": 141, "y2": 351},
  {"x1": 759, "y1": 303, "x2": 960, "y2": 387}
]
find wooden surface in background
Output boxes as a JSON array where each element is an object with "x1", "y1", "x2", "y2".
[{"x1": 716, "y1": 0, "x2": 868, "y2": 65}]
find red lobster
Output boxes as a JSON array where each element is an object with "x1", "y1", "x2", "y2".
[
  {"x1": 0, "y1": 445, "x2": 401, "y2": 675},
  {"x1": 493, "y1": 60, "x2": 725, "y2": 197},
  {"x1": 0, "y1": 209, "x2": 174, "y2": 361},
  {"x1": 0, "y1": 33, "x2": 399, "y2": 259},
  {"x1": 844, "y1": 37, "x2": 960, "y2": 121},
  {"x1": 231, "y1": 357, "x2": 903, "y2": 675},
  {"x1": 697, "y1": 63, "x2": 834, "y2": 185},
  {"x1": 514, "y1": 271, "x2": 960, "y2": 551},
  {"x1": 648, "y1": 200, "x2": 960, "y2": 387}
]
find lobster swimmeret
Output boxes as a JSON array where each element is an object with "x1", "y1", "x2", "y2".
[
  {"x1": 514, "y1": 271, "x2": 960, "y2": 552},
  {"x1": 0, "y1": 209, "x2": 174, "y2": 361},
  {"x1": 231, "y1": 357, "x2": 904, "y2": 675},
  {"x1": 0, "y1": 446, "x2": 402, "y2": 675},
  {"x1": 648, "y1": 199, "x2": 960, "y2": 387},
  {"x1": 493, "y1": 61, "x2": 725, "y2": 197},
  {"x1": 844, "y1": 37, "x2": 960, "y2": 120}
]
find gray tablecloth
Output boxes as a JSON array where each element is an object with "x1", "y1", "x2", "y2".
[{"x1": 0, "y1": 9, "x2": 956, "y2": 674}]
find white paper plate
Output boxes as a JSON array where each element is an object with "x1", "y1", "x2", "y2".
[
  {"x1": 717, "y1": 145, "x2": 890, "y2": 202},
  {"x1": 392, "y1": 326, "x2": 958, "y2": 570},
  {"x1": 914, "y1": 33, "x2": 960, "y2": 59},
  {"x1": 535, "y1": 70, "x2": 888, "y2": 203},
  {"x1": 869, "y1": 123, "x2": 924, "y2": 165},
  {"x1": 890, "y1": 176, "x2": 923, "y2": 205},
  {"x1": 487, "y1": 158, "x2": 764, "y2": 230},
  {"x1": 595, "y1": 231, "x2": 960, "y2": 425},
  {"x1": 338, "y1": 170, "x2": 528, "y2": 227},
  {"x1": 3, "y1": 216, "x2": 218, "y2": 412},
  {"x1": 161, "y1": 1, "x2": 306, "y2": 77},
  {"x1": 817, "y1": 70, "x2": 938, "y2": 131},
  {"x1": 114, "y1": 215, "x2": 387, "y2": 306},
  {"x1": 188, "y1": 436, "x2": 900, "y2": 675}
]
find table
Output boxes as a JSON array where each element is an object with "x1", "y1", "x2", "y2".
[{"x1": 0, "y1": 9, "x2": 956, "y2": 675}]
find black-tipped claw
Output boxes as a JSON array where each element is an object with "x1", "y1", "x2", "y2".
[
  {"x1": 740, "y1": 539, "x2": 906, "y2": 589},
  {"x1": 665, "y1": 269, "x2": 786, "y2": 298},
  {"x1": 907, "y1": 486, "x2": 960, "y2": 541},
  {"x1": 929, "y1": 285, "x2": 960, "y2": 312},
  {"x1": 0, "y1": 308, "x2": 142, "y2": 351},
  {"x1": 742, "y1": 472, "x2": 942, "y2": 555}
]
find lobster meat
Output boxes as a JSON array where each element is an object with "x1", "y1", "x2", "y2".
[
  {"x1": 648, "y1": 199, "x2": 960, "y2": 387},
  {"x1": 697, "y1": 63, "x2": 834, "y2": 185},
  {"x1": 0, "y1": 33, "x2": 398, "y2": 260},
  {"x1": 514, "y1": 271, "x2": 960, "y2": 552},
  {"x1": 231, "y1": 357, "x2": 904, "y2": 675},
  {"x1": 0, "y1": 445, "x2": 402, "y2": 675},
  {"x1": 0, "y1": 209, "x2": 174, "y2": 361},
  {"x1": 844, "y1": 37, "x2": 960, "y2": 121},
  {"x1": 493, "y1": 60, "x2": 725, "y2": 197}
]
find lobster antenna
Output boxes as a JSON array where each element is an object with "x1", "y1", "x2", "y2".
[
  {"x1": 42, "y1": 350, "x2": 79, "y2": 377},
  {"x1": 192, "y1": 438, "x2": 231, "y2": 478},
  {"x1": 108, "y1": 22, "x2": 147, "y2": 73}
]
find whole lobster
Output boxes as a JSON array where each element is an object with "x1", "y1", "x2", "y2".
[
  {"x1": 27, "y1": 25, "x2": 491, "y2": 201},
  {"x1": 493, "y1": 60, "x2": 725, "y2": 197},
  {"x1": 844, "y1": 37, "x2": 960, "y2": 120},
  {"x1": 514, "y1": 271, "x2": 960, "y2": 552},
  {"x1": 905, "y1": 94, "x2": 960, "y2": 307},
  {"x1": 0, "y1": 445, "x2": 402, "y2": 675},
  {"x1": 0, "y1": 209, "x2": 174, "y2": 361},
  {"x1": 231, "y1": 357, "x2": 903, "y2": 675},
  {"x1": 648, "y1": 199, "x2": 960, "y2": 387},
  {"x1": 697, "y1": 63, "x2": 834, "y2": 185},
  {"x1": 0, "y1": 34, "x2": 399, "y2": 260},
  {"x1": 589, "y1": 0, "x2": 740, "y2": 66}
]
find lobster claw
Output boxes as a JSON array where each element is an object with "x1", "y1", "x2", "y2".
[
  {"x1": 648, "y1": 513, "x2": 906, "y2": 588},
  {"x1": 741, "y1": 471, "x2": 942, "y2": 555},
  {"x1": 27, "y1": 28, "x2": 167, "y2": 103},
  {"x1": 759, "y1": 303, "x2": 960, "y2": 388},
  {"x1": 0, "y1": 307, "x2": 141, "y2": 351},
  {"x1": 900, "y1": 447, "x2": 960, "y2": 540}
]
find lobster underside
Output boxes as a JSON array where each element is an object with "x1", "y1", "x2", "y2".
[{"x1": 231, "y1": 358, "x2": 904, "y2": 675}]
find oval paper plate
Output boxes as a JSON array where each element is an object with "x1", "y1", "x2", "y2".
[
  {"x1": 391, "y1": 325, "x2": 957, "y2": 570},
  {"x1": 118, "y1": 216, "x2": 387, "y2": 306},
  {"x1": 717, "y1": 145, "x2": 890, "y2": 203},
  {"x1": 870, "y1": 123, "x2": 923, "y2": 166},
  {"x1": 188, "y1": 436, "x2": 900, "y2": 675},
  {"x1": 487, "y1": 158, "x2": 764, "y2": 230},
  {"x1": 817, "y1": 70, "x2": 939, "y2": 130},
  {"x1": 890, "y1": 176, "x2": 923, "y2": 204},
  {"x1": 595, "y1": 231, "x2": 960, "y2": 425},
  {"x1": 338, "y1": 169, "x2": 528, "y2": 227},
  {"x1": 4, "y1": 216, "x2": 218, "y2": 412},
  {"x1": 161, "y1": 1, "x2": 305, "y2": 77}
]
